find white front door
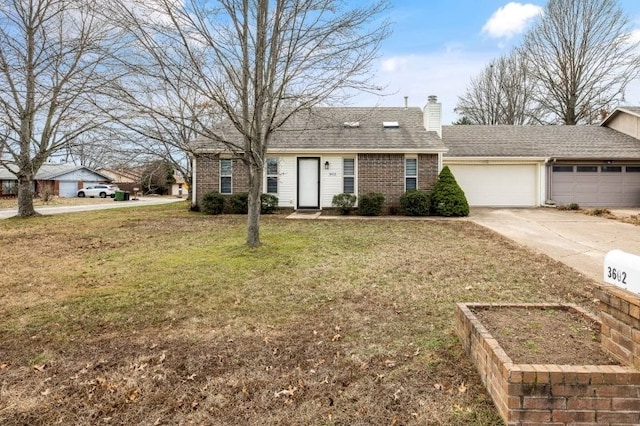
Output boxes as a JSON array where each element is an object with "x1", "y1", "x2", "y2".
[{"x1": 297, "y1": 158, "x2": 320, "y2": 209}]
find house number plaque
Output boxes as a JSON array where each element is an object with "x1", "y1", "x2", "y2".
[{"x1": 604, "y1": 250, "x2": 640, "y2": 294}]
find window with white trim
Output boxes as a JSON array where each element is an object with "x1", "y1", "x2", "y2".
[
  {"x1": 220, "y1": 159, "x2": 232, "y2": 194},
  {"x1": 405, "y1": 158, "x2": 417, "y2": 190},
  {"x1": 343, "y1": 158, "x2": 355, "y2": 193},
  {"x1": 266, "y1": 157, "x2": 278, "y2": 194}
]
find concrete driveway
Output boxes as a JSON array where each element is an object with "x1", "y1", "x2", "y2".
[
  {"x1": 0, "y1": 197, "x2": 187, "y2": 219},
  {"x1": 468, "y1": 208, "x2": 640, "y2": 284}
]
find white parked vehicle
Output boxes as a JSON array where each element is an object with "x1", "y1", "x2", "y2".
[{"x1": 77, "y1": 184, "x2": 119, "y2": 198}]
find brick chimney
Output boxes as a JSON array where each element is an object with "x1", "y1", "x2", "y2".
[{"x1": 423, "y1": 95, "x2": 442, "y2": 138}]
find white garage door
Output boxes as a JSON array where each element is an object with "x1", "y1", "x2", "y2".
[
  {"x1": 447, "y1": 164, "x2": 538, "y2": 207},
  {"x1": 59, "y1": 181, "x2": 78, "y2": 197},
  {"x1": 551, "y1": 165, "x2": 640, "y2": 207}
]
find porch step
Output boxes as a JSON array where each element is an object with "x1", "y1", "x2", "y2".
[{"x1": 286, "y1": 210, "x2": 321, "y2": 219}]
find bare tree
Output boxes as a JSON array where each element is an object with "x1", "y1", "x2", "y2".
[
  {"x1": 455, "y1": 51, "x2": 538, "y2": 125},
  {"x1": 103, "y1": 65, "x2": 219, "y2": 202},
  {"x1": 112, "y1": 0, "x2": 390, "y2": 247},
  {"x1": 0, "y1": 0, "x2": 120, "y2": 216},
  {"x1": 521, "y1": 0, "x2": 640, "y2": 125}
]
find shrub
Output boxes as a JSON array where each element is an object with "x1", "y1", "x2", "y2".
[
  {"x1": 201, "y1": 191, "x2": 224, "y2": 215},
  {"x1": 400, "y1": 190, "x2": 430, "y2": 216},
  {"x1": 38, "y1": 184, "x2": 56, "y2": 203},
  {"x1": 430, "y1": 166, "x2": 469, "y2": 217},
  {"x1": 230, "y1": 192, "x2": 249, "y2": 214},
  {"x1": 332, "y1": 193, "x2": 357, "y2": 215},
  {"x1": 358, "y1": 192, "x2": 385, "y2": 216},
  {"x1": 261, "y1": 193, "x2": 279, "y2": 214}
]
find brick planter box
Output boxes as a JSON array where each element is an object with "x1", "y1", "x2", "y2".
[{"x1": 456, "y1": 302, "x2": 640, "y2": 425}]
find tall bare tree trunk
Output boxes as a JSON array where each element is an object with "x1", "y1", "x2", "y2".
[
  {"x1": 17, "y1": 173, "x2": 37, "y2": 216},
  {"x1": 246, "y1": 162, "x2": 263, "y2": 247}
]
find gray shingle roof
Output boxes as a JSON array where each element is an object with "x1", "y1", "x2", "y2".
[
  {"x1": 442, "y1": 125, "x2": 640, "y2": 159},
  {"x1": 0, "y1": 163, "x2": 111, "y2": 181},
  {"x1": 191, "y1": 107, "x2": 446, "y2": 153}
]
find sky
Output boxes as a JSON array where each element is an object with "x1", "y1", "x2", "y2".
[{"x1": 351, "y1": 0, "x2": 640, "y2": 124}]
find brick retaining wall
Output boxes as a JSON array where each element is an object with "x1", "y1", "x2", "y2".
[{"x1": 456, "y1": 302, "x2": 640, "y2": 425}]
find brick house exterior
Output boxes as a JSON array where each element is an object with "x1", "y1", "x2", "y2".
[{"x1": 191, "y1": 101, "x2": 447, "y2": 212}]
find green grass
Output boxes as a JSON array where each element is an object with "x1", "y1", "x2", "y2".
[{"x1": 0, "y1": 203, "x2": 599, "y2": 425}]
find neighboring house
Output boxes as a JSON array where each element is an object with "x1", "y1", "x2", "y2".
[
  {"x1": 442, "y1": 111, "x2": 640, "y2": 207},
  {"x1": 97, "y1": 167, "x2": 143, "y2": 184},
  {"x1": 97, "y1": 167, "x2": 143, "y2": 194},
  {"x1": 170, "y1": 173, "x2": 188, "y2": 197},
  {"x1": 189, "y1": 99, "x2": 447, "y2": 212},
  {"x1": 0, "y1": 163, "x2": 112, "y2": 197}
]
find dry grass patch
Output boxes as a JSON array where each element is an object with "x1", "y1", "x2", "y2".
[{"x1": 0, "y1": 204, "x2": 599, "y2": 425}]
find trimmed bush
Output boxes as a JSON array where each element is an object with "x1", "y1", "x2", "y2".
[
  {"x1": 430, "y1": 166, "x2": 469, "y2": 217},
  {"x1": 201, "y1": 191, "x2": 225, "y2": 215},
  {"x1": 400, "y1": 190, "x2": 430, "y2": 216},
  {"x1": 358, "y1": 192, "x2": 385, "y2": 216},
  {"x1": 261, "y1": 193, "x2": 279, "y2": 214},
  {"x1": 230, "y1": 192, "x2": 249, "y2": 214},
  {"x1": 332, "y1": 193, "x2": 357, "y2": 215}
]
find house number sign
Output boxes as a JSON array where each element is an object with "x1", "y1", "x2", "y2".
[{"x1": 604, "y1": 250, "x2": 640, "y2": 294}]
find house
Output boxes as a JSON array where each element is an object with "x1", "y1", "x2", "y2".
[
  {"x1": 97, "y1": 167, "x2": 143, "y2": 194},
  {"x1": 0, "y1": 163, "x2": 112, "y2": 197},
  {"x1": 190, "y1": 98, "x2": 447, "y2": 212},
  {"x1": 442, "y1": 109, "x2": 640, "y2": 207},
  {"x1": 170, "y1": 173, "x2": 188, "y2": 197}
]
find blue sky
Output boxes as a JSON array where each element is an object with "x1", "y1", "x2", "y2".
[{"x1": 352, "y1": 1, "x2": 640, "y2": 124}]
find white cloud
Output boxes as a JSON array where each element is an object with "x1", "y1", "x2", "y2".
[
  {"x1": 482, "y1": 2, "x2": 543, "y2": 39},
  {"x1": 349, "y1": 51, "x2": 494, "y2": 124}
]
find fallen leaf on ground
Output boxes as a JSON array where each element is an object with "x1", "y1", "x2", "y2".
[
  {"x1": 33, "y1": 364, "x2": 46, "y2": 372},
  {"x1": 434, "y1": 383, "x2": 443, "y2": 391},
  {"x1": 458, "y1": 382, "x2": 467, "y2": 393}
]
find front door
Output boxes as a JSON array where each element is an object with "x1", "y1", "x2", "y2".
[{"x1": 297, "y1": 157, "x2": 320, "y2": 209}]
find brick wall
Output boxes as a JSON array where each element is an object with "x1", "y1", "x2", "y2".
[
  {"x1": 358, "y1": 153, "x2": 439, "y2": 211},
  {"x1": 456, "y1": 302, "x2": 640, "y2": 425},
  {"x1": 597, "y1": 285, "x2": 640, "y2": 369},
  {"x1": 194, "y1": 154, "x2": 250, "y2": 206},
  {"x1": 194, "y1": 153, "x2": 219, "y2": 206},
  {"x1": 418, "y1": 154, "x2": 439, "y2": 192}
]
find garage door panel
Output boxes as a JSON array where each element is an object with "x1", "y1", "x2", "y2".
[
  {"x1": 448, "y1": 164, "x2": 537, "y2": 207},
  {"x1": 552, "y1": 165, "x2": 640, "y2": 207}
]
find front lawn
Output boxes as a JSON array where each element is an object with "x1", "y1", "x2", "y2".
[{"x1": 0, "y1": 203, "x2": 598, "y2": 425}]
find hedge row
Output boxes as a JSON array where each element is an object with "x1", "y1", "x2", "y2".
[{"x1": 200, "y1": 167, "x2": 469, "y2": 217}]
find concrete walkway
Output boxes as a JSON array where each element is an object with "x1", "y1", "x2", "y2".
[
  {"x1": 0, "y1": 197, "x2": 186, "y2": 219},
  {"x1": 468, "y1": 208, "x2": 640, "y2": 283}
]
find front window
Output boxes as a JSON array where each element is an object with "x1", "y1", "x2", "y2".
[
  {"x1": 2, "y1": 180, "x2": 17, "y2": 195},
  {"x1": 220, "y1": 159, "x2": 232, "y2": 194},
  {"x1": 405, "y1": 158, "x2": 417, "y2": 190},
  {"x1": 266, "y1": 158, "x2": 278, "y2": 194},
  {"x1": 343, "y1": 158, "x2": 355, "y2": 193}
]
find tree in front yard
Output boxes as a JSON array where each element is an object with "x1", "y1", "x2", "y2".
[
  {"x1": 430, "y1": 166, "x2": 469, "y2": 217},
  {"x1": 0, "y1": 0, "x2": 120, "y2": 216},
  {"x1": 110, "y1": 0, "x2": 390, "y2": 247}
]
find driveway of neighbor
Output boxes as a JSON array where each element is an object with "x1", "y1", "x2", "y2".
[
  {"x1": 0, "y1": 197, "x2": 186, "y2": 219},
  {"x1": 468, "y1": 208, "x2": 640, "y2": 284}
]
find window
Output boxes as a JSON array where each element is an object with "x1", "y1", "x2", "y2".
[
  {"x1": 405, "y1": 158, "x2": 417, "y2": 190},
  {"x1": 552, "y1": 166, "x2": 573, "y2": 173},
  {"x1": 343, "y1": 158, "x2": 355, "y2": 193},
  {"x1": 576, "y1": 166, "x2": 598, "y2": 173},
  {"x1": 626, "y1": 166, "x2": 640, "y2": 173},
  {"x1": 266, "y1": 157, "x2": 278, "y2": 194},
  {"x1": 220, "y1": 159, "x2": 232, "y2": 194},
  {"x1": 1, "y1": 180, "x2": 17, "y2": 195},
  {"x1": 601, "y1": 166, "x2": 622, "y2": 173}
]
